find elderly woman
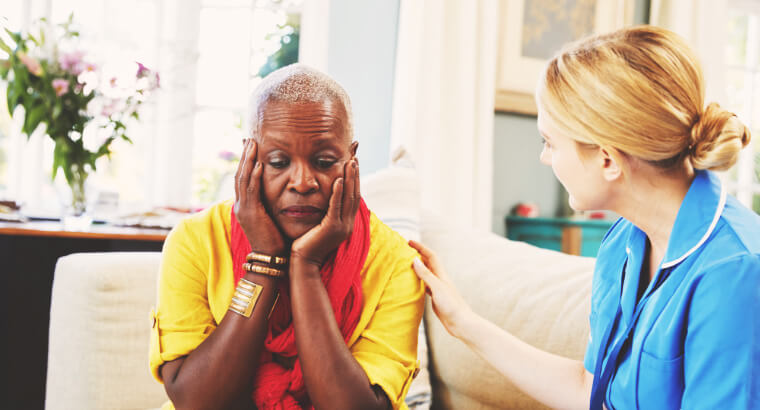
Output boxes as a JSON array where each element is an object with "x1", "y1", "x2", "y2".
[
  {"x1": 412, "y1": 26, "x2": 759, "y2": 409},
  {"x1": 149, "y1": 64, "x2": 424, "y2": 410}
]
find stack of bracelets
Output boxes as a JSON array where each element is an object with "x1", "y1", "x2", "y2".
[{"x1": 228, "y1": 251, "x2": 288, "y2": 318}]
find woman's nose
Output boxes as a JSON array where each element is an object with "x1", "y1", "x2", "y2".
[
  {"x1": 288, "y1": 162, "x2": 319, "y2": 194},
  {"x1": 539, "y1": 146, "x2": 551, "y2": 166}
]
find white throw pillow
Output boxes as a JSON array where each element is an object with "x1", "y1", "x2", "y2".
[{"x1": 361, "y1": 147, "x2": 431, "y2": 410}]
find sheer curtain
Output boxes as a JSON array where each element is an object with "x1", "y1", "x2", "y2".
[
  {"x1": 650, "y1": 0, "x2": 759, "y2": 208},
  {"x1": 390, "y1": 0, "x2": 499, "y2": 231},
  {"x1": 650, "y1": 0, "x2": 728, "y2": 103}
]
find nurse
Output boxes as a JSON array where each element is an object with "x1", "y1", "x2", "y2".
[{"x1": 410, "y1": 25, "x2": 760, "y2": 409}]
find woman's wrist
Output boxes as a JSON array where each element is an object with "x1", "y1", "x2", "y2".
[
  {"x1": 246, "y1": 239, "x2": 288, "y2": 257},
  {"x1": 243, "y1": 271, "x2": 281, "y2": 287},
  {"x1": 288, "y1": 253, "x2": 323, "y2": 280}
]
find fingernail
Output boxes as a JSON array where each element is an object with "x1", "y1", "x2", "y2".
[{"x1": 413, "y1": 258, "x2": 422, "y2": 269}]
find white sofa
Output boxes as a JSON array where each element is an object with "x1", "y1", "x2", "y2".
[
  {"x1": 45, "y1": 213, "x2": 595, "y2": 410},
  {"x1": 46, "y1": 161, "x2": 596, "y2": 408}
]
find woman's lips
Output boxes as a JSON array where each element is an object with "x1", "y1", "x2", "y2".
[{"x1": 281, "y1": 206, "x2": 324, "y2": 219}]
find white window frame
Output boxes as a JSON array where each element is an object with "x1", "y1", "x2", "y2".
[{"x1": 727, "y1": 0, "x2": 760, "y2": 210}]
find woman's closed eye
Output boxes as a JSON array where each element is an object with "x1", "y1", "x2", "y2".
[
  {"x1": 269, "y1": 157, "x2": 290, "y2": 169},
  {"x1": 314, "y1": 157, "x2": 338, "y2": 169}
]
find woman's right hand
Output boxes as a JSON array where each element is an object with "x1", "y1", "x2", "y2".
[
  {"x1": 409, "y1": 239, "x2": 474, "y2": 339},
  {"x1": 234, "y1": 139, "x2": 286, "y2": 256}
]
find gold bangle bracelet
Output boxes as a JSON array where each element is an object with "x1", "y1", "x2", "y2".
[
  {"x1": 227, "y1": 278, "x2": 263, "y2": 318},
  {"x1": 246, "y1": 252, "x2": 288, "y2": 267},
  {"x1": 242, "y1": 262, "x2": 285, "y2": 278}
]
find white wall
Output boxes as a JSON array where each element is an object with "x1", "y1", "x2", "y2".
[{"x1": 326, "y1": 0, "x2": 400, "y2": 175}]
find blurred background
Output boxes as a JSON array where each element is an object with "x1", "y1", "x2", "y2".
[{"x1": 0, "y1": 0, "x2": 757, "y2": 234}]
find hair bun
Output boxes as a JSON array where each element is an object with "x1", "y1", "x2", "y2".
[{"x1": 689, "y1": 103, "x2": 751, "y2": 171}]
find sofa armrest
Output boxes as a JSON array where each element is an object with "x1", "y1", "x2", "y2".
[{"x1": 46, "y1": 252, "x2": 167, "y2": 410}]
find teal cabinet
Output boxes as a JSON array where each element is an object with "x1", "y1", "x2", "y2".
[{"x1": 505, "y1": 216, "x2": 615, "y2": 257}]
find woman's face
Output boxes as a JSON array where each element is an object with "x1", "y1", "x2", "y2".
[
  {"x1": 255, "y1": 99, "x2": 357, "y2": 240},
  {"x1": 537, "y1": 108, "x2": 610, "y2": 211}
]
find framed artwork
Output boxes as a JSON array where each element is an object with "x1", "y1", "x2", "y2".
[{"x1": 495, "y1": 0, "x2": 635, "y2": 115}]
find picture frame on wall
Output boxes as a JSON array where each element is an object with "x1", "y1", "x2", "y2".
[{"x1": 495, "y1": 0, "x2": 635, "y2": 115}]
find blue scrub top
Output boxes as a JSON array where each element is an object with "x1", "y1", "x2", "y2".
[{"x1": 584, "y1": 170, "x2": 760, "y2": 409}]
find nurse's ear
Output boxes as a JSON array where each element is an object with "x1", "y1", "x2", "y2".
[{"x1": 599, "y1": 147, "x2": 625, "y2": 182}]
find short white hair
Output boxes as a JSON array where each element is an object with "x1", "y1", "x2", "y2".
[{"x1": 247, "y1": 63, "x2": 353, "y2": 139}]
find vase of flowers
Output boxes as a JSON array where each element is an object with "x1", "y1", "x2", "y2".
[{"x1": 0, "y1": 15, "x2": 159, "y2": 226}]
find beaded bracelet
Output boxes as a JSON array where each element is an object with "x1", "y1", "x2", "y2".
[
  {"x1": 246, "y1": 251, "x2": 288, "y2": 267},
  {"x1": 242, "y1": 262, "x2": 285, "y2": 278}
]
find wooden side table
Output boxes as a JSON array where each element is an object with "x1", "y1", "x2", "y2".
[{"x1": 505, "y1": 216, "x2": 615, "y2": 257}]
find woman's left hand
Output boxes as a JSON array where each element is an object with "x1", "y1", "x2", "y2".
[{"x1": 291, "y1": 158, "x2": 360, "y2": 269}]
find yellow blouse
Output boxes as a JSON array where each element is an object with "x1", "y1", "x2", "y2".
[{"x1": 149, "y1": 200, "x2": 424, "y2": 410}]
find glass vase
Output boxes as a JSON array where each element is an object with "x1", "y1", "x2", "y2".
[{"x1": 61, "y1": 164, "x2": 93, "y2": 230}]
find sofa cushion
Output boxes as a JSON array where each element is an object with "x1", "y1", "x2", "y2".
[
  {"x1": 46, "y1": 252, "x2": 167, "y2": 410},
  {"x1": 420, "y1": 214, "x2": 595, "y2": 409}
]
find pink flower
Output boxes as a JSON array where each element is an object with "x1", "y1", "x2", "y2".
[
  {"x1": 18, "y1": 52, "x2": 43, "y2": 76},
  {"x1": 218, "y1": 151, "x2": 238, "y2": 161},
  {"x1": 52, "y1": 78, "x2": 70, "y2": 96},
  {"x1": 58, "y1": 50, "x2": 86, "y2": 75},
  {"x1": 136, "y1": 61, "x2": 150, "y2": 77}
]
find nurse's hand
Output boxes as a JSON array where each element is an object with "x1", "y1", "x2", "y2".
[
  {"x1": 409, "y1": 240, "x2": 474, "y2": 340},
  {"x1": 234, "y1": 139, "x2": 287, "y2": 256}
]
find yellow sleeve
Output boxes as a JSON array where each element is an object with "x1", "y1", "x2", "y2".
[
  {"x1": 149, "y1": 218, "x2": 217, "y2": 383},
  {"x1": 351, "y1": 224, "x2": 425, "y2": 410}
]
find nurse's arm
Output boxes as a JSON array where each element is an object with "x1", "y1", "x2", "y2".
[
  {"x1": 455, "y1": 309, "x2": 593, "y2": 409},
  {"x1": 410, "y1": 240, "x2": 593, "y2": 409}
]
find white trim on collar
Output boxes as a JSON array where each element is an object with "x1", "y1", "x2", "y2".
[{"x1": 661, "y1": 181, "x2": 727, "y2": 269}]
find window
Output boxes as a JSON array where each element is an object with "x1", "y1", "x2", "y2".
[
  {"x1": 0, "y1": 0, "x2": 308, "y2": 217},
  {"x1": 725, "y1": 0, "x2": 760, "y2": 213},
  {"x1": 193, "y1": 0, "x2": 302, "y2": 204},
  {"x1": 0, "y1": 3, "x2": 25, "y2": 198}
]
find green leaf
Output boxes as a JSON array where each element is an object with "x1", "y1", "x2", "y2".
[
  {"x1": 22, "y1": 104, "x2": 46, "y2": 136},
  {"x1": 27, "y1": 32, "x2": 39, "y2": 46},
  {"x1": 52, "y1": 101, "x2": 62, "y2": 120},
  {"x1": 0, "y1": 35, "x2": 11, "y2": 54},
  {"x1": 52, "y1": 141, "x2": 63, "y2": 179},
  {"x1": 4, "y1": 28, "x2": 20, "y2": 44}
]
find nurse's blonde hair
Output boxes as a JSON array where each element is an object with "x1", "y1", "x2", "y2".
[{"x1": 537, "y1": 25, "x2": 750, "y2": 171}]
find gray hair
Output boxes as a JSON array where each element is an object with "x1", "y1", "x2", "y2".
[{"x1": 247, "y1": 63, "x2": 354, "y2": 139}]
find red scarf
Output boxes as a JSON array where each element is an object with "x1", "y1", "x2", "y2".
[{"x1": 230, "y1": 199, "x2": 370, "y2": 409}]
